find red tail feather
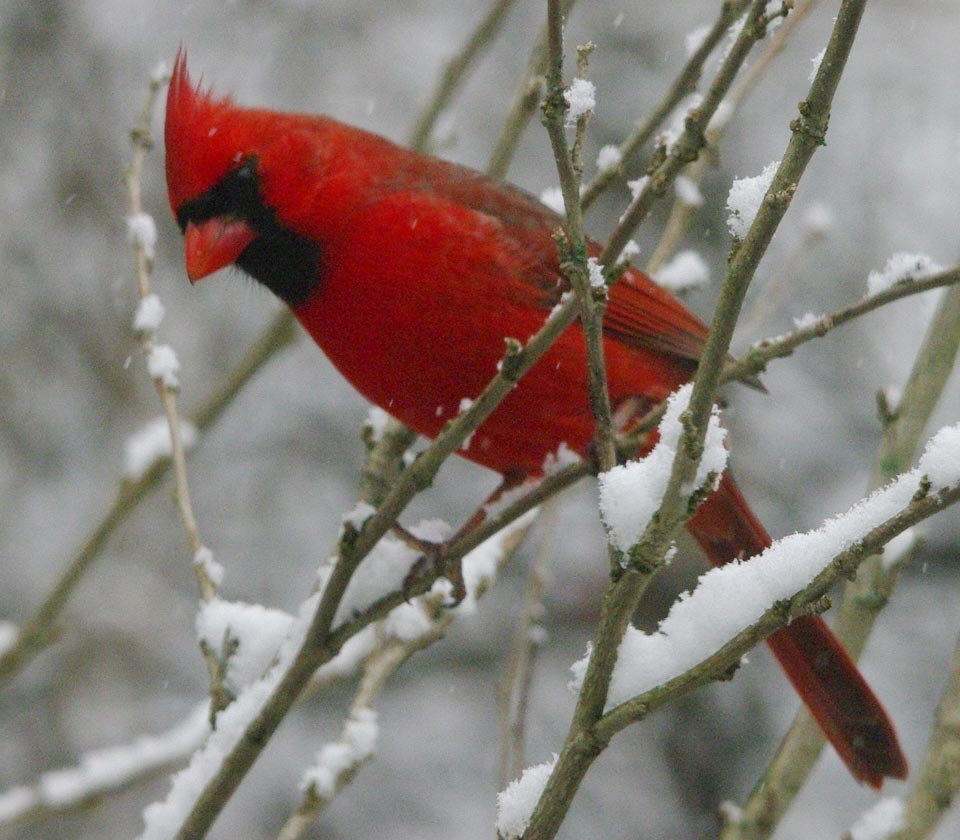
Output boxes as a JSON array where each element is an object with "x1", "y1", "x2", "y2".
[{"x1": 687, "y1": 473, "x2": 908, "y2": 787}]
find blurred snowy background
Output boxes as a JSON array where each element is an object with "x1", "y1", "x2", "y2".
[{"x1": 1, "y1": 0, "x2": 958, "y2": 838}]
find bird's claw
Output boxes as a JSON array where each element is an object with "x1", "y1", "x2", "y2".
[{"x1": 396, "y1": 528, "x2": 466, "y2": 607}]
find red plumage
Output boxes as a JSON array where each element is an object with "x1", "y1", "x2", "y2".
[{"x1": 165, "y1": 52, "x2": 906, "y2": 786}]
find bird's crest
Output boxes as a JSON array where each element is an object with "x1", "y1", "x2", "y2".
[{"x1": 165, "y1": 49, "x2": 246, "y2": 213}]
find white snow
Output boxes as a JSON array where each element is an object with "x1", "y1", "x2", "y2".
[
  {"x1": 342, "y1": 501, "x2": 376, "y2": 532},
  {"x1": 596, "y1": 144, "x2": 623, "y2": 172},
  {"x1": 363, "y1": 406, "x2": 392, "y2": 444},
  {"x1": 627, "y1": 176, "x2": 649, "y2": 201},
  {"x1": 848, "y1": 796, "x2": 906, "y2": 840},
  {"x1": 542, "y1": 441, "x2": 582, "y2": 475},
  {"x1": 791, "y1": 312, "x2": 822, "y2": 330},
  {"x1": 866, "y1": 252, "x2": 944, "y2": 296},
  {"x1": 126, "y1": 212, "x2": 157, "y2": 261},
  {"x1": 147, "y1": 344, "x2": 181, "y2": 389},
  {"x1": 196, "y1": 598, "x2": 295, "y2": 691},
  {"x1": 301, "y1": 708, "x2": 379, "y2": 798},
  {"x1": 564, "y1": 78, "x2": 596, "y2": 123},
  {"x1": 598, "y1": 384, "x2": 726, "y2": 553},
  {"x1": 0, "y1": 702, "x2": 210, "y2": 825},
  {"x1": 674, "y1": 175, "x2": 705, "y2": 207},
  {"x1": 137, "y1": 593, "x2": 322, "y2": 840},
  {"x1": 587, "y1": 257, "x2": 606, "y2": 289},
  {"x1": 124, "y1": 416, "x2": 197, "y2": 480},
  {"x1": 496, "y1": 755, "x2": 558, "y2": 839},
  {"x1": 133, "y1": 294, "x2": 165, "y2": 333},
  {"x1": 918, "y1": 423, "x2": 960, "y2": 490},
  {"x1": 653, "y1": 250, "x2": 710, "y2": 293},
  {"x1": 539, "y1": 186, "x2": 565, "y2": 215},
  {"x1": 726, "y1": 160, "x2": 779, "y2": 238},
  {"x1": 801, "y1": 201, "x2": 835, "y2": 237},
  {"x1": 618, "y1": 239, "x2": 641, "y2": 263},
  {"x1": 193, "y1": 546, "x2": 224, "y2": 587},
  {"x1": 137, "y1": 507, "x2": 537, "y2": 839},
  {"x1": 577, "y1": 422, "x2": 960, "y2": 708}
]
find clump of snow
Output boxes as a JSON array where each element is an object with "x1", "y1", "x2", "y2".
[
  {"x1": 587, "y1": 257, "x2": 606, "y2": 289},
  {"x1": 726, "y1": 161, "x2": 779, "y2": 238},
  {"x1": 598, "y1": 384, "x2": 727, "y2": 552},
  {"x1": 13, "y1": 702, "x2": 210, "y2": 817},
  {"x1": 654, "y1": 250, "x2": 710, "y2": 293},
  {"x1": 301, "y1": 708, "x2": 379, "y2": 798},
  {"x1": 564, "y1": 78, "x2": 596, "y2": 123},
  {"x1": 542, "y1": 441, "x2": 582, "y2": 475},
  {"x1": 918, "y1": 424, "x2": 960, "y2": 490},
  {"x1": 801, "y1": 201, "x2": 835, "y2": 237},
  {"x1": 618, "y1": 239, "x2": 641, "y2": 263},
  {"x1": 124, "y1": 416, "x2": 197, "y2": 480},
  {"x1": 147, "y1": 344, "x2": 181, "y2": 389},
  {"x1": 126, "y1": 212, "x2": 157, "y2": 260},
  {"x1": 847, "y1": 796, "x2": 906, "y2": 840},
  {"x1": 539, "y1": 186, "x2": 565, "y2": 215},
  {"x1": 193, "y1": 546, "x2": 224, "y2": 588},
  {"x1": 627, "y1": 176, "x2": 649, "y2": 201},
  {"x1": 791, "y1": 312, "x2": 822, "y2": 330},
  {"x1": 674, "y1": 175, "x2": 704, "y2": 207},
  {"x1": 364, "y1": 406, "x2": 392, "y2": 444},
  {"x1": 137, "y1": 592, "x2": 321, "y2": 840},
  {"x1": 866, "y1": 252, "x2": 944, "y2": 296},
  {"x1": 496, "y1": 755, "x2": 557, "y2": 838},
  {"x1": 596, "y1": 144, "x2": 622, "y2": 172},
  {"x1": 342, "y1": 501, "x2": 376, "y2": 532},
  {"x1": 133, "y1": 294, "x2": 165, "y2": 333},
  {"x1": 196, "y1": 598, "x2": 294, "y2": 691}
]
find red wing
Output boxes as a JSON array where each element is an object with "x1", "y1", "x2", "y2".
[
  {"x1": 602, "y1": 268, "x2": 709, "y2": 363},
  {"x1": 381, "y1": 154, "x2": 709, "y2": 365}
]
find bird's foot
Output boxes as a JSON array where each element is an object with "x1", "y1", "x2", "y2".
[{"x1": 393, "y1": 524, "x2": 466, "y2": 607}]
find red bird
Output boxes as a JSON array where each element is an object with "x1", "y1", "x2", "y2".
[{"x1": 164, "y1": 52, "x2": 906, "y2": 787}]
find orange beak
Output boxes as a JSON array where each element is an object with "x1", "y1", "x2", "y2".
[{"x1": 184, "y1": 218, "x2": 258, "y2": 282}]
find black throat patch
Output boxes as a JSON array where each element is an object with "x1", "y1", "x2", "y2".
[{"x1": 176, "y1": 158, "x2": 322, "y2": 306}]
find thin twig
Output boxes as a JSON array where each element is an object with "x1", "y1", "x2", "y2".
[
  {"x1": 497, "y1": 504, "x2": 551, "y2": 787},
  {"x1": 541, "y1": 3, "x2": 616, "y2": 472},
  {"x1": 407, "y1": 0, "x2": 518, "y2": 151},
  {"x1": 580, "y1": 0, "x2": 751, "y2": 212},
  {"x1": 645, "y1": 0, "x2": 819, "y2": 275},
  {"x1": 887, "y1": 626, "x2": 960, "y2": 840},
  {"x1": 486, "y1": 0, "x2": 578, "y2": 179}
]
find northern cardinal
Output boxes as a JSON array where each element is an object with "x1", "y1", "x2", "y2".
[{"x1": 164, "y1": 52, "x2": 906, "y2": 787}]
